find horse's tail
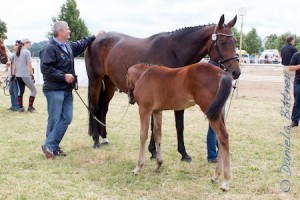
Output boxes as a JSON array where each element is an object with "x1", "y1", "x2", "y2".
[{"x1": 206, "y1": 72, "x2": 232, "y2": 120}]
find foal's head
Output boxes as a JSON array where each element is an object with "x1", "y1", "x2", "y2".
[{"x1": 208, "y1": 15, "x2": 240, "y2": 80}]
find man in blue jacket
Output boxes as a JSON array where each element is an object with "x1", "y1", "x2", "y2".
[{"x1": 39, "y1": 21, "x2": 96, "y2": 159}]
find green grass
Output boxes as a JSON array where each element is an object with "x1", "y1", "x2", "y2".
[{"x1": 0, "y1": 85, "x2": 300, "y2": 199}]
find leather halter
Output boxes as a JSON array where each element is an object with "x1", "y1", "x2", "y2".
[{"x1": 208, "y1": 25, "x2": 239, "y2": 72}]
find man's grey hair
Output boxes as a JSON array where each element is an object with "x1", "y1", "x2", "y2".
[{"x1": 53, "y1": 21, "x2": 68, "y2": 37}]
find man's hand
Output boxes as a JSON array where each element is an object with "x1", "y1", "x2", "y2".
[{"x1": 64, "y1": 74, "x2": 75, "y2": 84}]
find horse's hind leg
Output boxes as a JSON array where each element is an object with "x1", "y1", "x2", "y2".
[
  {"x1": 134, "y1": 107, "x2": 151, "y2": 175},
  {"x1": 209, "y1": 118, "x2": 231, "y2": 191},
  {"x1": 174, "y1": 110, "x2": 192, "y2": 162},
  {"x1": 88, "y1": 77, "x2": 103, "y2": 148},
  {"x1": 99, "y1": 76, "x2": 116, "y2": 145},
  {"x1": 153, "y1": 111, "x2": 163, "y2": 172}
]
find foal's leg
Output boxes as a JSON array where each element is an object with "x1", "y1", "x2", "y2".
[
  {"x1": 153, "y1": 111, "x2": 163, "y2": 172},
  {"x1": 174, "y1": 110, "x2": 192, "y2": 162},
  {"x1": 133, "y1": 108, "x2": 151, "y2": 175},
  {"x1": 209, "y1": 118, "x2": 231, "y2": 191}
]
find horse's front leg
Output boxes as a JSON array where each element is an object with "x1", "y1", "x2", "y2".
[
  {"x1": 153, "y1": 111, "x2": 163, "y2": 172},
  {"x1": 210, "y1": 118, "x2": 231, "y2": 191},
  {"x1": 174, "y1": 110, "x2": 192, "y2": 162},
  {"x1": 148, "y1": 115, "x2": 157, "y2": 160},
  {"x1": 134, "y1": 108, "x2": 151, "y2": 175}
]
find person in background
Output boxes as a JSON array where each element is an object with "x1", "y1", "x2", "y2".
[
  {"x1": 281, "y1": 35, "x2": 297, "y2": 66},
  {"x1": 12, "y1": 38, "x2": 37, "y2": 112},
  {"x1": 39, "y1": 21, "x2": 96, "y2": 159},
  {"x1": 288, "y1": 52, "x2": 300, "y2": 127},
  {"x1": 7, "y1": 40, "x2": 22, "y2": 111}
]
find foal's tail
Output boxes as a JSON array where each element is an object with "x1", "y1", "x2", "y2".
[{"x1": 206, "y1": 72, "x2": 233, "y2": 120}]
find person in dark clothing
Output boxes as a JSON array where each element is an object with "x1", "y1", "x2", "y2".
[
  {"x1": 39, "y1": 21, "x2": 96, "y2": 159},
  {"x1": 281, "y1": 35, "x2": 297, "y2": 66},
  {"x1": 288, "y1": 52, "x2": 300, "y2": 127}
]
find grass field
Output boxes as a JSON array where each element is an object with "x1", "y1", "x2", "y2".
[{"x1": 0, "y1": 71, "x2": 300, "y2": 199}]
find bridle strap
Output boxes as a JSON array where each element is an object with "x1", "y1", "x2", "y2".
[{"x1": 208, "y1": 25, "x2": 238, "y2": 71}]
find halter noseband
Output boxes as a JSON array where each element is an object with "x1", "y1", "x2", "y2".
[{"x1": 208, "y1": 25, "x2": 239, "y2": 72}]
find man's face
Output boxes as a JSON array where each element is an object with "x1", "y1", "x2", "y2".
[
  {"x1": 291, "y1": 39, "x2": 295, "y2": 45},
  {"x1": 60, "y1": 25, "x2": 71, "y2": 41}
]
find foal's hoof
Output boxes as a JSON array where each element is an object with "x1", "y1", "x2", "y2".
[
  {"x1": 211, "y1": 178, "x2": 218, "y2": 184},
  {"x1": 181, "y1": 155, "x2": 192, "y2": 163},
  {"x1": 133, "y1": 167, "x2": 140, "y2": 175},
  {"x1": 221, "y1": 182, "x2": 229, "y2": 191}
]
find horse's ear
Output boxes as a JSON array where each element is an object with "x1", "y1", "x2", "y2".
[
  {"x1": 227, "y1": 15, "x2": 237, "y2": 28},
  {"x1": 218, "y1": 14, "x2": 225, "y2": 29}
]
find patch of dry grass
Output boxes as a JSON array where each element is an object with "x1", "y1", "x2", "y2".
[{"x1": 0, "y1": 75, "x2": 300, "y2": 199}]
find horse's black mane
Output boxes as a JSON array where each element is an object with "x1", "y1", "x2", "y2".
[
  {"x1": 169, "y1": 23, "x2": 215, "y2": 36},
  {"x1": 149, "y1": 23, "x2": 215, "y2": 39}
]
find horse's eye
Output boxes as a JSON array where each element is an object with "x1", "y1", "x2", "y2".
[{"x1": 218, "y1": 40, "x2": 226, "y2": 46}]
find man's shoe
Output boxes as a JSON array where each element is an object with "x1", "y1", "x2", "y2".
[
  {"x1": 27, "y1": 106, "x2": 36, "y2": 113},
  {"x1": 208, "y1": 158, "x2": 218, "y2": 163},
  {"x1": 54, "y1": 149, "x2": 67, "y2": 157},
  {"x1": 18, "y1": 107, "x2": 25, "y2": 112},
  {"x1": 41, "y1": 145, "x2": 55, "y2": 159},
  {"x1": 291, "y1": 121, "x2": 298, "y2": 127}
]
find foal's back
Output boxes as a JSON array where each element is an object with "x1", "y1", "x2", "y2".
[{"x1": 131, "y1": 63, "x2": 223, "y2": 111}]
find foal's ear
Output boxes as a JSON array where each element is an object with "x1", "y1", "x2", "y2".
[
  {"x1": 218, "y1": 14, "x2": 225, "y2": 29},
  {"x1": 227, "y1": 15, "x2": 237, "y2": 28}
]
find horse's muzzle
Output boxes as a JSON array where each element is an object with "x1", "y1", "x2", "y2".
[{"x1": 232, "y1": 71, "x2": 241, "y2": 80}]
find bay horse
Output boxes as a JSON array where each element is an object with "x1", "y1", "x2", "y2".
[
  {"x1": 85, "y1": 14, "x2": 240, "y2": 162},
  {"x1": 0, "y1": 34, "x2": 8, "y2": 64},
  {"x1": 126, "y1": 62, "x2": 233, "y2": 191}
]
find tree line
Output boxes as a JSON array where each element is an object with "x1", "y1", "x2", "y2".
[{"x1": 0, "y1": 0, "x2": 299, "y2": 57}]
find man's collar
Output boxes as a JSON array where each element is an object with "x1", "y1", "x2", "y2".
[{"x1": 53, "y1": 37, "x2": 66, "y2": 46}]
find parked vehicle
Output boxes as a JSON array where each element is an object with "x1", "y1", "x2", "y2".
[
  {"x1": 236, "y1": 50, "x2": 250, "y2": 63},
  {"x1": 259, "y1": 49, "x2": 282, "y2": 64}
]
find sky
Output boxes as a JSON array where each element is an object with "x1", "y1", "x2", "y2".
[{"x1": 1, "y1": 0, "x2": 300, "y2": 45}]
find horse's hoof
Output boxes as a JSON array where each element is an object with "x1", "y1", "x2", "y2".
[
  {"x1": 150, "y1": 153, "x2": 157, "y2": 160},
  {"x1": 101, "y1": 141, "x2": 109, "y2": 145},
  {"x1": 181, "y1": 155, "x2": 192, "y2": 163},
  {"x1": 93, "y1": 143, "x2": 100, "y2": 148}
]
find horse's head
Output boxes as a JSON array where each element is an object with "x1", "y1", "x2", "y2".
[
  {"x1": 0, "y1": 34, "x2": 8, "y2": 64},
  {"x1": 208, "y1": 15, "x2": 240, "y2": 80}
]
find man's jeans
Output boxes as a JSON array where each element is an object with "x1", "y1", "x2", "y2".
[
  {"x1": 292, "y1": 82, "x2": 300, "y2": 122},
  {"x1": 9, "y1": 79, "x2": 18, "y2": 109},
  {"x1": 207, "y1": 124, "x2": 218, "y2": 161},
  {"x1": 43, "y1": 90, "x2": 73, "y2": 151}
]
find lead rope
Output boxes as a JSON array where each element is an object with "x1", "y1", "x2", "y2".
[
  {"x1": 225, "y1": 80, "x2": 237, "y2": 122},
  {"x1": 73, "y1": 80, "x2": 130, "y2": 128}
]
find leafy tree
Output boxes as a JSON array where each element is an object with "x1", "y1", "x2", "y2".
[
  {"x1": 243, "y1": 28, "x2": 261, "y2": 55},
  {"x1": 0, "y1": 19, "x2": 8, "y2": 39},
  {"x1": 265, "y1": 34, "x2": 278, "y2": 49},
  {"x1": 295, "y1": 35, "x2": 300, "y2": 50},
  {"x1": 50, "y1": 0, "x2": 90, "y2": 42}
]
